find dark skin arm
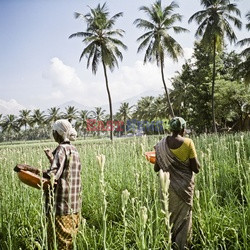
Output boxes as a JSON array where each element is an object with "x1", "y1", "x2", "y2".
[
  {"x1": 154, "y1": 162, "x2": 160, "y2": 172},
  {"x1": 190, "y1": 157, "x2": 201, "y2": 173}
]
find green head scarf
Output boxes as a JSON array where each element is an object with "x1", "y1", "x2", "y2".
[{"x1": 169, "y1": 117, "x2": 186, "y2": 132}]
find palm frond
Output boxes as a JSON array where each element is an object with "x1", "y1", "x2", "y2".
[
  {"x1": 223, "y1": 13, "x2": 242, "y2": 30},
  {"x1": 189, "y1": 10, "x2": 208, "y2": 24},
  {"x1": 107, "y1": 37, "x2": 127, "y2": 50},
  {"x1": 222, "y1": 3, "x2": 241, "y2": 17},
  {"x1": 137, "y1": 34, "x2": 153, "y2": 53},
  {"x1": 91, "y1": 46, "x2": 100, "y2": 74},
  {"x1": 240, "y1": 47, "x2": 250, "y2": 57},
  {"x1": 68, "y1": 32, "x2": 91, "y2": 39},
  {"x1": 237, "y1": 38, "x2": 250, "y2": 48},
  {"x1": 74, "y1": 12, "x2": 84, "y2": 19},
  {"x1": 133, "y1": 18, "x2": 155, "y2": 30},
  {"x1": 172, "y1": 26, "x2": 189, "y2": 34},
  {"x1": 143, "y1": 40, "x2": 154, "y2": 64},
  {"x1": 136, "y1": 31, "x2": 153, "y2": 42},
  {"x1": 222, "y1": 18, "x2": 238, "y2": 43},
  {"x1": 106, "y1": 29, "x2": 125, "y2": 37}
]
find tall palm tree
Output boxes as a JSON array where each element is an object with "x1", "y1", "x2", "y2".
[
  {"x1": 117, "y1": 102, "x2": 134, "y2": 135},
  {"x1": 63, "y1": 106, "x2": 78, "y2": 123},
  {"x1": 237, "y1": 11, "x2": 250, "y2": 83},
  {"x1": 69, "y1": 3, "x2": 127, "y2": 140},
  {"x1": 47, "y1": 107, "x2": 62, "y2": 125},
  {"x1": 134, "y1": 0, "x2": 188, "y2": 117},
  {"x1": 18, "y1": 109, "x2": 32, "y2": 131},
  {"x1": 189, "y1": 0, "x2": 242, "y2": 132}
]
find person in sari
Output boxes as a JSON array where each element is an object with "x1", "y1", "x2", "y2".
[
  {"x1": 154, "y1": 117, "x2": 200, "y2": 249},
  {"x1": 43, "y1": 119, "x2": 82, "y2": 250}
]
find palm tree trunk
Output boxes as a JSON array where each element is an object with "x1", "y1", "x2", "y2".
[
  {"x1": 212, "y1": 37, "x2": 217, "y2": 133},
  {"x1": 160, "y1": 59, "x2": 175, "y2": 117},
  {"x1": 124, "y1": 118, "x2": 127, "y2": 135},
  {"x1": 102, "y1": 61, "x2": 113, "y2": 140}
]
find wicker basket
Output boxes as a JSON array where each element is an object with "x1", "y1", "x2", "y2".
[{"x1": 14, "y1": 164, "x2": 51, "y2": 190}]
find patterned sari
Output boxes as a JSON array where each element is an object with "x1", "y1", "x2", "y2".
[{"x1": 155, "y1": 137, "x2": 194, "y2": 249}]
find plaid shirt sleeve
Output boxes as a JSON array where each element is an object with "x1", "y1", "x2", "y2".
[{"x1": 47, "y1": 146, "x2": 66, "y2": 180}]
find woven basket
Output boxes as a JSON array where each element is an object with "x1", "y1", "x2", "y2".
[{"x1": 15, "y1": 165, "x2": 51, "y2": 190}]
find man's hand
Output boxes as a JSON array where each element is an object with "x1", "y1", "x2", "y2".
[{"x1": 44, "y1": 149, "x2": 54, "y2": 164}]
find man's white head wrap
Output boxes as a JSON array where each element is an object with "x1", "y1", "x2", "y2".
[{"x1": 53, "y1": 119, "x2": 77, "y2": 141}]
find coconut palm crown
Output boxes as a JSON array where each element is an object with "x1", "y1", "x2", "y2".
[{"x1": 134, "y1": 0, "x2": 189, "y2": 117}]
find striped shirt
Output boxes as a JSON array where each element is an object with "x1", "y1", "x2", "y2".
[{"x1": 45, "y1": 141, "x2": 82, "y2": 215}]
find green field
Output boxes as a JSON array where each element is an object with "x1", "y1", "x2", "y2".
[{"x1": 0, "y1": 133, "x2": 249, "y2": 249}]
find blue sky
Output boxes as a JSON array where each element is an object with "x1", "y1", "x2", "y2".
[{"x1": 0, "y1": 0, "x2": 249, "y2": 112}]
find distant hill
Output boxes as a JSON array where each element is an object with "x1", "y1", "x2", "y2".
[
  {"x1": 100, "y1": 89, "x2": 164, "y2": 113},
  {"x1": 57, "y1": 89, "x2": 163, "y2": 114},
  {"x1": 0, "y1": 89, "x2": 164, "y2": 117},
  {"x1": 57, "y1": 100, "x2": 92, "y2": 112}
]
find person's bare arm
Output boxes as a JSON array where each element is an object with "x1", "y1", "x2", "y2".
[
  {"x1": 154, "y1": 162, "x2": 160, "y2": 172},
  {"x1": 190, "y1": 158, "x2": 201, "y2": 173},
  {"x1": 44, "y1": 149, "x2": 54, "y2": 164}
]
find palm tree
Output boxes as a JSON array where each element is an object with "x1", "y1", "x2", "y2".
[
  {"x1": 18, "y1": 109, "x2": 32, "y2": 131},
  {"x1": 95, "y1": 107, "x2": 106, "y2": 121},
  {"x1": 75, "y1": 110, "x2": 88, "y2": 139},
  {"x1": 134, "y1": 96, "x2": 155, "y2": 121},
  {"x1": 117, "y1": 102, "x2": 133, "y2": 135},
  {"x1": 150, "y1": 95, "x2": 167, "y2": 120},
  {"x1": 189, "y1": 0, "x2": 242, "y2": 132},
  {"x1": 47, "y1": 107, "x2": 62, "y2": 124},
  {"x1": 94, "y1": 107, "x2": 106, "y2": 136},
  {"x1": 31, "y1": 109, "x2": 45, "y2": 128},
  {"x1": 134, "y1": 0, "x2": 188, "y2": 117},
  {"x1": 1, "y1": 114, "x2": 19, "y2": 141},
  {"x1": 63, "y1": 106, "x2": 78, "y2": 123},
  {"x1": 69, "y1": 3, "x2": 127, "y2": 140},
  {"x1": 237, "y1": 11, "x2": 250, "y2": 83}
]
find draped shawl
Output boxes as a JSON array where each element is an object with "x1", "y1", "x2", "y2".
[{"x1": 155, "y1": 137, "x2": 194, "y2": 206}]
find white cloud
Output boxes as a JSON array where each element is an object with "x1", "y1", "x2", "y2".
[
  {"x1": 49, "y1": 57, "x2": 83, "y2": 88},
  {"x1": 0, "y1": 99, "x2": 25, "y2": 115},
  {"x1": 42, "y1": 51, "x2": 193, "y2": 108},
  {"x1": 109, "y1": 61, "x2": 163, "y2": 102}
]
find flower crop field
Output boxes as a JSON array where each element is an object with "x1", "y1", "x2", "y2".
[{"x1": 0, "y1": 133, "x2": 249, "y2": 249}]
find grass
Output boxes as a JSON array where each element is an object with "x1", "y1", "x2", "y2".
[{"x1": 0, "y1": 133, "x2": 249, "y2": 249}]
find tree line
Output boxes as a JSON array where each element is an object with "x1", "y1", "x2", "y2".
[{"x1": 1, "y1": 0, "x2": 249, "y2": 141}]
